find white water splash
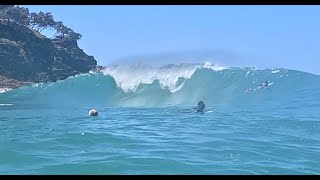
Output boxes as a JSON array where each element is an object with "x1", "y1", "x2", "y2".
[
  {"x1": 102, "y1": 62, "x2": 226, "y2": 93},
  {"x1": 272, "y1": 69, "x2": 281, "y2": 74},
  {"x1": 0, "y1": 88, "x2": 12, "y2": 93}
]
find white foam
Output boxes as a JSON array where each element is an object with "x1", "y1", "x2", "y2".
[
  {"x1": 0, "y1": 104, "x2": 13, "y2": 106},
  {"x1": 201, "y1": 61, "x2": 226, "y2": 71},
  {"x1": 0, "y1": 88, "x2": 12, "y2": 93},
  {"x1": 102, "y1": 63, "x2": 226, "y2": 93},
  {"x1": 272, "y1": 69, "x2": 281, "y2": 74}
]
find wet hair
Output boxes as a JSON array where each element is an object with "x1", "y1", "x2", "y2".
[{"x1": 198, "y1": 101, "x2": 204, "y2": 105}]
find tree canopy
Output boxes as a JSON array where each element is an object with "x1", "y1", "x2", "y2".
[{"x1": 0, "y1": 5, "x2": 82, "y2": 41}]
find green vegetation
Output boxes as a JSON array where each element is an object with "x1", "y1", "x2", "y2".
[{"x1": 0, "y1": 5, "x2": 82, "y2": 41}]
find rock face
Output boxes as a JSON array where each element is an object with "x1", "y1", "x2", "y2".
[{"x1": 0, "y1": 21, "x2": 97, "y2": 88}]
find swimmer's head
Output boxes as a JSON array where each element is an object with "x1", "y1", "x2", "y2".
[{"x1": 89, "y1": 109, "x2": 98, "y2": 116}]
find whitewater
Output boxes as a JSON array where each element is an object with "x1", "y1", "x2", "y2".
[{"x1": 0, "y1": 63, "x2": 320, "y2": 174}]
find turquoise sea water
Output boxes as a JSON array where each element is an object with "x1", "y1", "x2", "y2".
[{"x1": 0, "y1": 64, "x2": 319, "y2": 174}]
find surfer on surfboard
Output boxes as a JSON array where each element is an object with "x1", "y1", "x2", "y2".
[{"x1": 246, "y1": 80, "x2": 271, "y2": 93}]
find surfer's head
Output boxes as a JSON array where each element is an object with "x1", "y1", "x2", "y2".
[{"x1": 198, "y1": 101, "x2": 204, "y2": 105}]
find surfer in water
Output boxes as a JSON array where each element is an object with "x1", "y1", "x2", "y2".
[
  {"x1": 260, "y1": 81, "x2": 269, "y2": 88},
  {"x1": 193, "y1": 101, "x2": 206, "y2": 113},
  {"x1": 246, "y1": 88, "x2": 254, "y2": 93},
  {"x1": 256, "y1": 80, "x2": 270, "y2": 90},
  {"x1": 246, "y1": 80, "x2": 270, "y2": 93}
]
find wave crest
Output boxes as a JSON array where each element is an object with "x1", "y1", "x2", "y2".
[
  {"x1": 1, "y1": 63, "x2": 319, "y2": 107},
  {"x1": 102, "y1": 62, "x2": 227, "y2": 93}
]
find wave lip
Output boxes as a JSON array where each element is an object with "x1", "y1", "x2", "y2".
[{"x1": 102, "y1": 62, "x2": 227, "y2": 93}]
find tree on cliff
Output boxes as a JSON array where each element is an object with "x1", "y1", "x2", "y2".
[
  {"x1": 30, "y1": 11, "x2": 56, "y2": 32},
  {"x1": 6, "y1": 6, "x2": 30, "y2": 26},
  {"x1": 68, "y1": 31, "x2": 82, "y2": 41},
  {"x1": 0, "y1": 5, "x2": 19, "y2": 22},
  {"x1": 53, "y1": 21, "x2": 82, "y2": 41},
  {"x1": 0, "y1": 5, "x2": 15, "y2": 13},
  {"x1": 0, "y1": 5, "x2": 82, "y2": 42}
]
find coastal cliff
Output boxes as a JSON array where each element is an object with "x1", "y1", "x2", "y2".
[{"x1": 0, "y1": 6, "x2": 98, "y2": 89}]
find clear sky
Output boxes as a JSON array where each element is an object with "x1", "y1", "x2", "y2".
[{"x1": 24, "y1": 5, "x2": 320, "y2": 75}]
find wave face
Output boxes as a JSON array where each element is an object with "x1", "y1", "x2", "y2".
[{"x1": 1, "y1": 63, "x2": 320, "y2": 107}]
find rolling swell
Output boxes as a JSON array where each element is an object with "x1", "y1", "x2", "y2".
[{"x1": 0, "y1": 63, "x2": 319, "y2": 107}]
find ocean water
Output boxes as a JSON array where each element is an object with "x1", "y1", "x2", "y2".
[{"x1": 0, "y1": 63, "x2": 320, "y2": 175}]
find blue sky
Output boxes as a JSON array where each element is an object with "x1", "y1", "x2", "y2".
[{"x1": 25, "y1": 5, "x2": 320, "y2": 75}]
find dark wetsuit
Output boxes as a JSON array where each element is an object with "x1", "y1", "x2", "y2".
[{"x1": 195, "y1": 101, "x2": 205, "y2": 112}]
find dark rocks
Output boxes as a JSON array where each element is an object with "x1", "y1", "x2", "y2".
[{"x1": 0, "y1": 22, "x2": 97, "y2": 89}]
